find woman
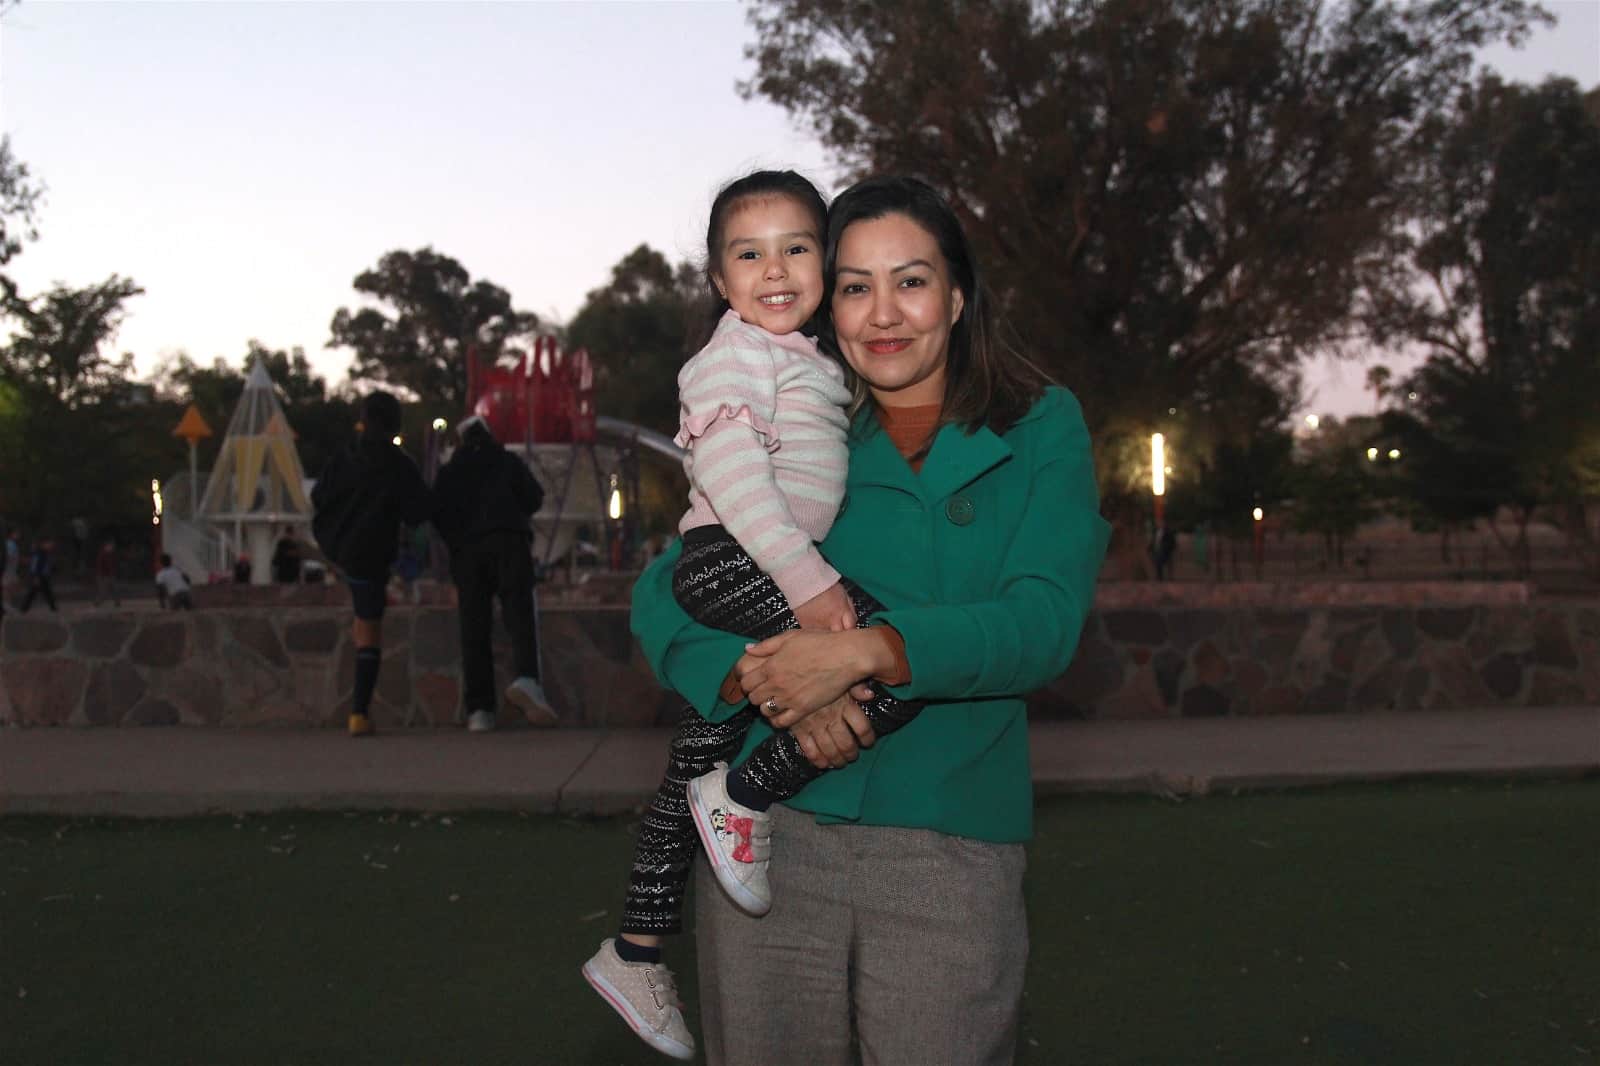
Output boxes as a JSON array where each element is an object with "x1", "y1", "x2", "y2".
[{"x1": 631, "y1": 175, "x2": 1110, "y2": 1064}]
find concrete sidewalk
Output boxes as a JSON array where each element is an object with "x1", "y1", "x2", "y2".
[{"x1": 1, "y1": 706, "x2": 1595, "y2": 817}]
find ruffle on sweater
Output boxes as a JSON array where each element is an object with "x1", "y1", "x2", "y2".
[{"x1": 674, "y1": 404, "x2": 781, "y2": 452}]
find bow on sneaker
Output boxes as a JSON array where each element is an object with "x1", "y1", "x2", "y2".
[{"x1": 686, "y1": 762, "x2": 773, "y2": 916}]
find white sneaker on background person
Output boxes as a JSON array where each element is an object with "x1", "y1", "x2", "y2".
[
  {"x1": 505, "y1": 676, "x2": 556, "y2": 724},
  {"x1": 465, "y1": 709, "x2": 496, "y2": 733}
]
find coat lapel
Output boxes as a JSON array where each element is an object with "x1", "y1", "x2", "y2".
[
  {"x1": 920, "y1": 423, "x2": 1013, "y2": 501},
  {"x1": 846, "y1": 414, "x2": 1014, "y2": 502}
]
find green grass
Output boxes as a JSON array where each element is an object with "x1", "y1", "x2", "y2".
[{"x1": 2, "y1": 781, "x2": 1595, "y2": 1065}]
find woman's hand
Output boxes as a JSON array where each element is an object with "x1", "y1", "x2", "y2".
[
  {"x1": 791, "y1": 581, "x2": 857, "y2": 632},
  {"x1": 737, "y1": 629, "x2": 887, "y2": 727},
  {"x1": 789, "y1": 695, "x2": 876, "y2": 770}
]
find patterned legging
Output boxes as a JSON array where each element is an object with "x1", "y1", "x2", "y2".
[{"x1": 620, "y1": 525, "x2": 924, "y2": 935}]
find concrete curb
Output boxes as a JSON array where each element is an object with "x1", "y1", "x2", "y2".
[{"x1": 2, "y1": 708, "x2": 1595, "y2": 817}]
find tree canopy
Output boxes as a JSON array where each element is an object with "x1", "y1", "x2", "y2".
[
  {"x1": 565, "y1": 244, "x2": 703, "y2": 438},
  {"x1": 328, "y1": 247, "x2": 538, "y2": 416},
  {"x1": 742, "y1": 0, "x2": 1547, "y2": 488},
  {"x1": 0, "y1": 135, "x2": 43, "y2": 303},
  {"x1": 1373, "y1": 75, "x2": 1600, "y2": 574}
]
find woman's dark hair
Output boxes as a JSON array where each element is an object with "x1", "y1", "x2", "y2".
[
  {"x1": 359, "y1": 390, "x2": 403, "y2": 442},
  {"x1": 822, "y1": 175, "x2": 1050, "y2": 436},
  {"x1": 687, "y1": 169, "x2": 830, "y2": 352}
]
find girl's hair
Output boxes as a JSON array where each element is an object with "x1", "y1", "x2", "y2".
[
  {"x1": 687, "y1": 169, "x2": 830, "y2": 352},
  {"x1": 822, "y1": 175, "x2": 1051, "y2": 436}
]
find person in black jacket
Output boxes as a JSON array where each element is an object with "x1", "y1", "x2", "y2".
[
  {"x1": 311, "y1": 391, "x2": 431, "y2": 737},
  {"x1": 433, "y1": 415, "x2": 554, "y2": 731}
]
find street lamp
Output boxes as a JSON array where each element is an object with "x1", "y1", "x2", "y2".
[
  {"x1": 607, "y1": 473, "x2": 623, "y2": 520},
  {"x1": 1388, "y1": 448, "x2": 1401, "y2": 460},
  {"x1": 431, "y1": 418, "x2": 448, "y2": 432},
  {"x1": 1151, "y1": 432, "x2": 1166, "y2": 526},
  {"x1": 1252, "y1": 506, "x2": 1265, "y2": 577},
  {"x1": 1366, "y1": 447, "x2": 1379, "y2": 462}
]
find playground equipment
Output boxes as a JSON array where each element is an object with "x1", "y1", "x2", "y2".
[
  {"x1": 464, "y1": 338, "x2": 682, "y2": 571},
  {"x1": 160, "y1": 359, "x2": 313, "y2": 583}
]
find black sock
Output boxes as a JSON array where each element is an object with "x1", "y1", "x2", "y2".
[
  {"x1": 353, "y1": 647, "x2": 381, "y2": 716},
  {"x1": 613, "y1": 936, "x2": 662, "y2": 964},
  {"x1": 725, "y1": 765, "x2": 776, "y2": 812}
]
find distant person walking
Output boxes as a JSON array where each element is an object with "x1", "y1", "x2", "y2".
[
  {"x1": 94, "y1": 539, "x2": 121, "y2": 606},
  {"x1": 154, "y1": 553, "x2": 194, "y2": 610},
  {"x1": 19, "y1": 539, "x2": 57, "y2": 613},
  {"x1": 1152, "y1": 524, "x2": 1178, "y2": 581},
  {"x1": 432, "y1": 415, "x2": 553, "y2": 732},
  {"x1": 312, "y1": 391, "x2": 431, "y2": 737},
  {"x1": 1, "y1": 528, "x2": 20, "y2": 616},
  {"x1": 272, "y1": 530, "x2": 302, "y2": 584}
]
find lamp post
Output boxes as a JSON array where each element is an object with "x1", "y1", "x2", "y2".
[
  {"x1": 1252, "y1": 506, "x2": 1265, "y2": 579},
  {"x1": 150, "y1": 477, "x2": 163, "y2": 574},
  {"x1": 1151, "y1": 432, "x2": 1166, "y2": 527}
]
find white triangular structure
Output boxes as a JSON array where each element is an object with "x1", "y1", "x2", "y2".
[{"x1": 183, "y1": 359, "x2": 312, "y2": 583}]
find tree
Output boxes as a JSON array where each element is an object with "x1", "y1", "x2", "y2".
[
  {"x1": 2, "y1": 275, "x2": 143, "y2": 408},
  {"x1": 740, "y1": 0, "x2": 1546, "y2": 490},
  {"x1": 0, "y1": 276, "x2": 173, "y2": 537},
  {"x1": 0, "y1": 135, "x2": 43, "y2": 303},
  {"x1": 565, "y1": 245, "x2": 704, "y2": 437},
  {"x1": 1371, "y1": 76, "x2": 1600, "y2": 576},
  {"x1": 1289, "y1": 416, "x2": 1382, "y2": 569},
  {"x1": 328, "y1": 248, "x2": 538, "y2": 416}
]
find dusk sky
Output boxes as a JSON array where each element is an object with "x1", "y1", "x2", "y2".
[{"x1": 3, "y1": 1, "x2": 1596, "y2": 419}]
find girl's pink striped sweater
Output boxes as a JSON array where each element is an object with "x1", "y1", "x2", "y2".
[{"x1": 674, "y1": 310, "x2": 852, "y2": 609}]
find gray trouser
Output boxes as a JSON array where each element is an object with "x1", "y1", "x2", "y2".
[{"x1": 695, "y1": 804, "x2": 1028, "y2": 1066}]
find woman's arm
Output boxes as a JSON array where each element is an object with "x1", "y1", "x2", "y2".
[
  {"x1": 629, "y1": 538, "x2": 753, "y2": 722},
  {"x1": 740, "y1": 392, "x2": 1110, "y2": 715}
]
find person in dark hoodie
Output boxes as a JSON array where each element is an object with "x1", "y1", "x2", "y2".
[
  {"x1": 311, "y1": 391, "x2": 431, "y2": 737},
  {"x1": 432, "y1": 414, "x2": 554, "y2": 731}
]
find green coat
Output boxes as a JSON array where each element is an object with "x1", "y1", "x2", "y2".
[{"x1": 631, "y1": 386, "x2": 1111, "y2": 842}]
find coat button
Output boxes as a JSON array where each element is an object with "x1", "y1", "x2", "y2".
[{"x1": 945, "y1": 495, "x2": 975, "y2": 526}]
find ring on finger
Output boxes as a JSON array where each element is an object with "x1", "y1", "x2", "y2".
[{"x1": 763, "y1": 697, "x2": 780, "y2": 714}]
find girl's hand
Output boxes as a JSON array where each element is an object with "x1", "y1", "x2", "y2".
[
  {"x1": 790, "y1": 695, "x2": 876, "y2": 769},
  {"x1": 791, "y1": 582, "x2": 856, "y2": 632},
  {"x1": 738, "y1": 629, "x2": 887, "y2": 727}
]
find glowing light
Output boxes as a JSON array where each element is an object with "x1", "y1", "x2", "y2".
[
  {"x1": 1151, "y1": 433, "x2": 1166, "y2": 498},
  {"x1": 431, "y1": 418, "x2": 447, "y2": 431},
  {"x1": 1252, "y1": 507, "x2": 1264, "y2": 522},
  {"x1": 607, "y1": 473, "x2": 623, "y2": 520},
  {"x1": 1366, "y1": 447, "x2": 1379, "y2": 461},
  {"x1": 151, "y1": 478, "x2": 163, "y2": 518},
  {"x1": 392, "y1": 435, "x2": 403, "y2": 446},
  {"x1": 1304, "y1": 414, "x2": 1320, "y2": 429},
  {"x1": 1388, "y1": 448, "x2": 1401, "y2": 460},
  {"x1": 1407, "y1": 392, "x2": 1418, "y2": 401}
]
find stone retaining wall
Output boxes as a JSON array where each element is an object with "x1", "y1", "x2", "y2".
[{"x1": 2, "y1": 601, "x2": 1595, "y2": 728}]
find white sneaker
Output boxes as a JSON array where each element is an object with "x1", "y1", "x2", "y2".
[
  {"x1": 504, "y1": 676, "x2": 556, "y2": 724},
  {"x1": 466, "y1": 710, "x2": 495, "y2": 733},
  {"x1": 686, "y1": 762, "x2": 772, "y2": 916},
  {"x1": 582, "y1": 938, "x2": 695, "y2": 1061}
]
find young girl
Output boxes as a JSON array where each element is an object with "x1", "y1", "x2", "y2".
[{"x1": 581, "y1": 170, "x2": 925, "y2": 1060}]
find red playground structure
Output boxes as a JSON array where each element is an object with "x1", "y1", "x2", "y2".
[
  {"x1": 466, "y1": 336, "x2": 596, "y2": 447},
  {"x1": 462, "y1": 337, "x2": 639, "y2": 572}
]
